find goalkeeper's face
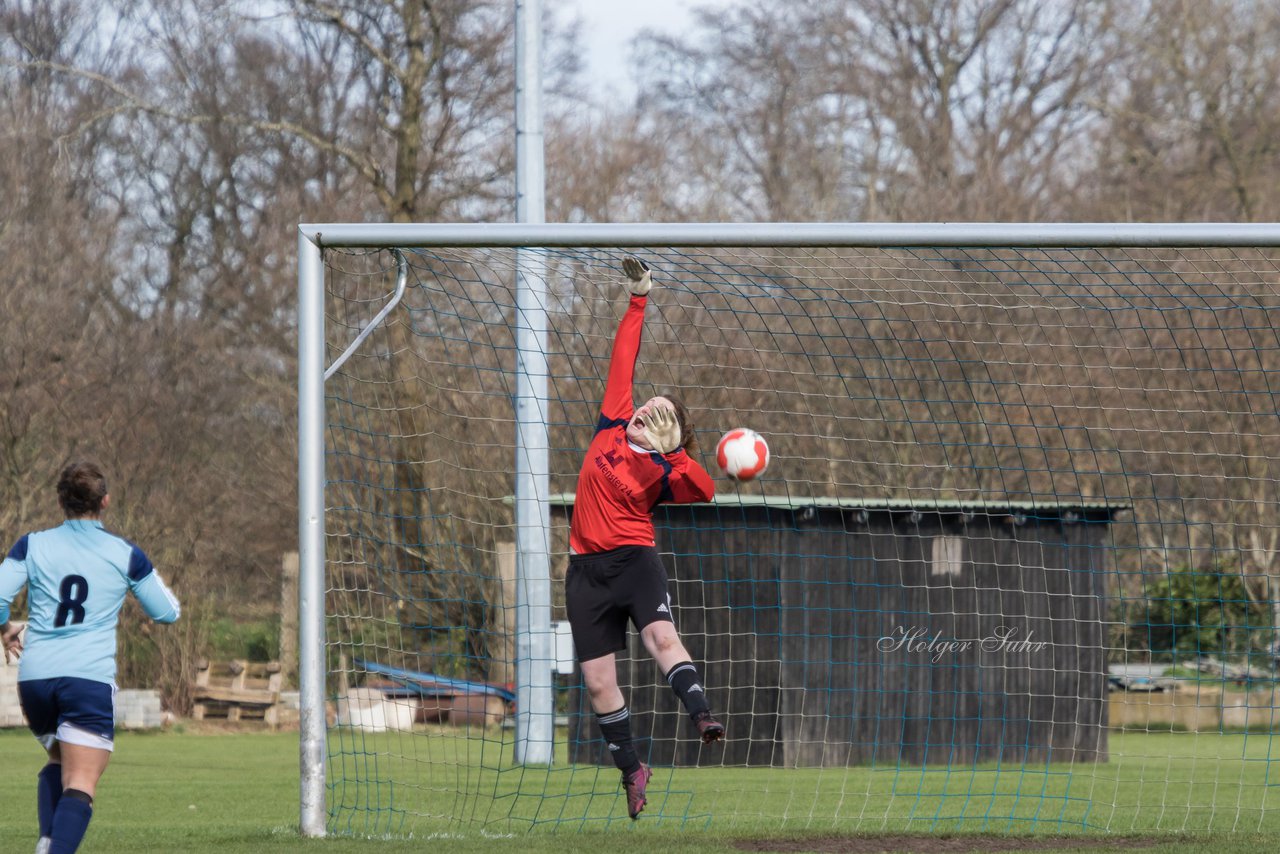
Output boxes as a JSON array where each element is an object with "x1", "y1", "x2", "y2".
[{"x1": 627, "y1": 396, "x2": 675, "y2": 450}]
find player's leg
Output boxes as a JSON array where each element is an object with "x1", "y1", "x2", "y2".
[
  {"x1": 639, "y1": 618, "x2": 692, "y2": 672},
  {"x1": 628, "y1": 547, "x2": 724, "y2": 744},
  {"x1": 580, "y1": 653, "x2": 650, "y2": 818},
  {"x1": 577, "y1": 639, "x2": 646, "y2": 773},
  {"x1": 639, "y1": 621, "x2": 724, "y2": 743},
  {"x1": 18, "y1": 679, "x2": 63, "y2": 853},
  {"x1": 567, "y1": 553, "x2": 641, "y2": 762},
  {"x1": 581, "y1": 653, "x2": 642, "y2": 771},
  {"x1": 35, "y1": 745, "x2": 62, "y2": 854},
  {"x1": 46, "y1": 678, "x2": 116, "y2": 854},
  {"x1": 47, "y1": 741, "x2": 109, "y2": 854},
  {"x1": 579, "y1": 652, "x2": 624, "y2": 712},
  {"x1": 57, "y1": 741, "x2": 112, "y2": 798},
  {"x1": 567, "y1": 551, "x2": 650, "y2": 817}
]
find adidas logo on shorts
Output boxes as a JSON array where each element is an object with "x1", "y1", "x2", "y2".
[{"x1": 656, "y1": 603, "x2": 669, "y2": 613}]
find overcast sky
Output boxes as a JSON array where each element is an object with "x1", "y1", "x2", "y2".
[{"x1": 561, "y1": 0, "x2": 744, "y2": 97}]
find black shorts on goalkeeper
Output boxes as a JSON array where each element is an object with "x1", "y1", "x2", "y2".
[{"x1": 565, "y1": 544, "x2": 674, "y2": 662}]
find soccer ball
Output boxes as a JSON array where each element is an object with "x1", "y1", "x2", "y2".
[{"x1": 716, "y1": 428, "x2": 770, "y2": 481}]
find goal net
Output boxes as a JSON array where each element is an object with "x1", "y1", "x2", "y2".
[{"x1": 301, "y1": 225, "x2": 1280, "y2": 837}]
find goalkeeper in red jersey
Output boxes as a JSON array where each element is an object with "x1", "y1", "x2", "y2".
[{"x1": 566, "y1": 256, "x2": 724, "y2": 821}]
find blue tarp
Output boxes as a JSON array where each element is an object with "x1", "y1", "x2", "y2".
[{"x1": 355, "y1": 659, "x2": 516, "y2": 703}]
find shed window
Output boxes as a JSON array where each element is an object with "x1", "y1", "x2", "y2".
[{"x1": 932, "y1": 535, "x2": 964, "y2": 577}]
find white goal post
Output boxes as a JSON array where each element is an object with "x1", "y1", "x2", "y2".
[{"x1": 297, "y1": 221, "x2": 1280, "y2": 838}]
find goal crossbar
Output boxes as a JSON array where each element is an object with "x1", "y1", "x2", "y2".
[{"x1": 299, "y1": 222, "x2": 1280, "y2": 249}]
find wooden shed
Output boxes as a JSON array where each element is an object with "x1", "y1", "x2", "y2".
[{"x1": 559, "y1": 495, "x2": 1124, "y2": 768}]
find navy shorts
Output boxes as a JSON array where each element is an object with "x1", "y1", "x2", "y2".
[
  {"x1": 19, "y1": 677, "x2": 116, "y2": 751},
  {"x1": 565, "y1": 545, "x2": 674, "y2": 662}
]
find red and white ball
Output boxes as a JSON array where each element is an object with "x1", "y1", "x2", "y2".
[{"x1": 716, "y1": 428, "x2": 770, "y2": 482}]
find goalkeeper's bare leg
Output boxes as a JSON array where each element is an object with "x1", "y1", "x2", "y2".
[
  {"x1": 580, "y1": 654, "x2": 652, "y2": 818},
  {"x1": 640, "y1": 622, "x2": 724, "y2": 744}
]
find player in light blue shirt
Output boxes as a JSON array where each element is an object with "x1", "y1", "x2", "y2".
[{"x1": 1, "y1": 461, "x2": 180, "y2": 854}]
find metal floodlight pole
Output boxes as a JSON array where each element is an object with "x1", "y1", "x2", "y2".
[{"x1": 514, "y1": 0, "x2": 554, "y2": 766}]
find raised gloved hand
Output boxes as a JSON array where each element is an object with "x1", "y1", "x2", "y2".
[
  {"x1": 622, "y1": 256, "x2": 652, "y2": 296},
  {"x1": 644, "y1": 404, "x2": 681, "y2": 454}
]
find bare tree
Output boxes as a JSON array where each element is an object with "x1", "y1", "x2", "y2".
[
  {"x1": 1082, "y1": 0, "x2": 1280, "y2": 221},
  {"x1": 632, "y1": 0, "x2": 871, "y2": 221},
  {"x1": 545, "y1": 110, "x2": 678, "y2": 222},
  {"x1": 849, "y1": 0, "x2": 1118, "y2": 219},
  {"x1": 621, "y1": 0, "x2": 1118, "y2": 222}
]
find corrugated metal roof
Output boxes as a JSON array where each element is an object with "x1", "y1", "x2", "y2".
[{"x1": 544, "y1": 493, "x2": 1128, "y2": 514}]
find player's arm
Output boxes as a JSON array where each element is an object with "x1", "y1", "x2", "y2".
[
  {"x1": 0, "y1": 535, "x2": 31, "y2": 662},
  {"x1": 125, "y1": 546, "x2": 181, "y2": 624},
  {"x1": 599, "y1": 258, "x2": 653, "y2": 424},
  {"x1": 668, "y1": 455, "x2": 716, "y2": 504}
]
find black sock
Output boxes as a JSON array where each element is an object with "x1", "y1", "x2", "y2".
[
  {"x1": 665, "y1": 661, "x2": 711, "y2": 721},
  {"x1": 596, "y1": 706, "x2": 641, "y2": 775}
]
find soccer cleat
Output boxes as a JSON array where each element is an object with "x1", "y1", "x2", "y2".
[
  {"x1": 697, "y1": 716, "x2": 725, "y2": 744},
  {"x1": 621, "y1": 762, "x2": 653, "y2": 820},
  {"x1": 35, "y1": 837, "x2": 51, "y2": 854}
]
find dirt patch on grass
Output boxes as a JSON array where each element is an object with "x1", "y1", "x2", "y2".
[{"x1": 733, "y1": 834, "x2": 1166, "y2": 853}]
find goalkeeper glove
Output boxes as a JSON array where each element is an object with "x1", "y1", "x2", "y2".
[
  {"x1": 644, "y1": 405, "x2": 681, "y2": 454},
  {"x1": 622, "y1": 256, "x2": 652, "y2": 296}
]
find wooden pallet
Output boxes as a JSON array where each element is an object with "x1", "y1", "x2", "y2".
[{"x1": 192, "y1": 659, "x2": 283, "y2": 726}]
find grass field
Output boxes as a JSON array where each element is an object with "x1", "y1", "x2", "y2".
[{"x1": 2, "y1": 728, "x2": 1280, "y2": 853}]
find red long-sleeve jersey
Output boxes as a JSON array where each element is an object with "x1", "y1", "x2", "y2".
[{"x1": 569, "y1": 294, "x2": 715, "y2": 555}]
